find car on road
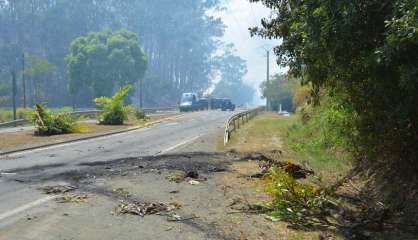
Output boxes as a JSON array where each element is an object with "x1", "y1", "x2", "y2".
[{"x1": 221, "y1": 99, "x2": 235, "y2": 111}]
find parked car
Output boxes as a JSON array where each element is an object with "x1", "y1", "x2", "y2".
[{"x1": 221, "y1": 99, "x2": 235, "y2": 111}]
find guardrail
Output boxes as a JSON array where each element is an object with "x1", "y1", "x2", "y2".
[
  {"x1": 0, "y1": 107, "x2": 178, "y2": 128},
  {"x1": 223, "y1": 106, "x2": 265, "y2": 145}
]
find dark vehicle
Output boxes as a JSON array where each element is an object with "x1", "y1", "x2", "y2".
[
  {"x1": 210, "y1": 98, "x2": 224, "y2": 110},
  {"x1": 179, "y1": 93, "x2": 199, "y2": 112},
  {"x1": 197, "y1": 98, "x2": 209, "y2": 110},
  {"x1": 221, "y1": 99, "x2": 235, "y2": 111}
]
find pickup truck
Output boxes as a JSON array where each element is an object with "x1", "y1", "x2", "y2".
[{"x1": 179, "y1": 93, "x2": 208, "y2": 112}]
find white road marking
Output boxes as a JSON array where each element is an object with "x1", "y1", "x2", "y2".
[
  {"x1": 0, "y1": 195, "x2": 57, "y2": 222},
  {"x1": 163, "y1": 122, "x2": 179, "y2": 127},
  {"x1": 157, "y1": 135, "x2": 201, "y2": 155}
]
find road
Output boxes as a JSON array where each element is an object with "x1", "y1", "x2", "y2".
[{"x1": 0, "y1": 110, "x2": 235, "y2": 238}]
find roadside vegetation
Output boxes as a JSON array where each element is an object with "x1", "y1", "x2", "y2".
[
  {"x1": 33, "y1": 104, "x2": 87, "y2": 136},
  {"x1": 250, "y1": 0, "x2": 418, "y2": 238},
  {"x1": 0, "y1": 107, "x2": 74, "y2": 123},
  {"x1": 95, "y1": 86, "x2": 133, "y2": 125}
]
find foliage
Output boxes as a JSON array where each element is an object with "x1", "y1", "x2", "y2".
[
  {"x1": 23, "y1": 54, "x2": 56, "y2": 77},
  {"x1": 260, "y1": 74, "x2": 294, "y2": 111},
  {"x1": 212, "y1": 44, "x2": 255, "y2": 105},
  {"x1": 32, "y1": 104, "x2": 85, "y2": 136},
  {"x1": 250, "y1": 0, "x2": 418, "y2": 188},
  {"x1": 265, "y1": 167, "x2": 330, "y2": 226},
  {"x1": 66, "y1": 30, "x2": 147, "y2": 97},
  {"x1": 95, "y1": 85, "x2": 133, "y2": 125},
  {"x1": 134, "y1": 108, "x2": 147, "y2": 121},
  {"x1": 287, "y1": 97, "x2": 355, "y2": 174},
  {"x1": 0, "y1": 1, "x2": 232, "y2": 107}
]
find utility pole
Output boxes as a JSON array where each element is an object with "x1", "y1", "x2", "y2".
[
  {"x1": 22, "y1": 52, "x2": 26, "y2": 108},
  {"x1": 139, "y1": 78, "x2": 143, "y2": 108},
  {"x1": 12, "y1": 71, "x2": 17, "y2": 121},
  {"x1": 266, "y1": 50, "x2": 270, "y2": 111}
]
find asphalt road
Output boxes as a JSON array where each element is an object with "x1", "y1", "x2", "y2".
[{"x1": 0, "y1": 110, "x2": 234, "y2": 233}]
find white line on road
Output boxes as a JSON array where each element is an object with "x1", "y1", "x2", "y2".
[
  {"x1": 157, "y1": 135, "x2": 201, "y2": 155},
  {"x1": 0, "y1": 195, "x2": 57, "y2": 222}
]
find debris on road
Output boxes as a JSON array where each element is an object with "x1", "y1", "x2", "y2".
[
  {"x1": 166, "y1": 172, "x2": 186, "y2": 183},
  {"x1": 113, "y1": 187, "x2": 132, "y2": 198},
  {"x1": 56, "y1": 194, "x2": 88, "y2": 203},
  {"x1": 166, "y1": 170, "x2": 207, "y2": 183},
  {"x1": 188, "y1": 180, "x2": 201, "y2": 185},
  {"x1": 184, "y1": 170, "x2": 199, "y2": 179},
  {"x1": 240, "y1": 152, "x2": 314, "y2": 179},
  {"x1": 166, "y1": 213, "x2": 199, "y2": 222},
  {"x1": 40, "y1": 185, "x2": 77, "y2": 194},
  {"x1": 115, "y1": 200, "x2": 182, "y2": 217}
]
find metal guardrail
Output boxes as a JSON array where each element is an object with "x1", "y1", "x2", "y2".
[
  {"x1": 223, "y1": 106, "x2": 265, "y2": 145},
  {"x1": 0, "y1": 119, "x2": 28, "y2": 128},
  {"x1": 0, "y1": 107, "x2": 178, "y2": 128}
]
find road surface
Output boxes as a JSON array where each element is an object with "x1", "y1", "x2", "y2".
[{"x1": 0, "y1": 110, "x2": 234, "y2": 238}]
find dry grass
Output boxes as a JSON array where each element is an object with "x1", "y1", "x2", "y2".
[
  {"x1": 221, "y1": 113, "x2": 326, "y2": 240},
  {"x1": 226, "y1": 112, "x2": 294, "y2": 152}
]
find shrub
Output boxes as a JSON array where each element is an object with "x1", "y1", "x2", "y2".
[
  {"x1": 265, "y1": 168, "x2": 330, "y2": 226},
  {"x1": 33, "y1": 104, "x2": 85, "y2": 136},
  {"x1": 17, "y1": 108, "x2": 34, "y2": 120},
  {"x1": 134, "y1": 108, "x2": 148, "y2": 121},
  {"x1": 94, "y1": 85, "x2": 133, "y2": 125}
]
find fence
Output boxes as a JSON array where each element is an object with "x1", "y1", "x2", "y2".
[{"x1": 223, "y1": 106, "x2": 265, "y2": 145}]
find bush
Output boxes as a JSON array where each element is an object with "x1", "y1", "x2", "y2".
[
  {"x1": 95, "y1": 85, "x2": 133, "y2": 125},
  {"x1": 33, "y1": 104, "x2": 85, "y2": 136},
  {"x1": 134, "y1": 108, "x2": 148, "y2": 121},
  {"x1": 265, "y1": 168, "x2": 331, "y2": 226}
]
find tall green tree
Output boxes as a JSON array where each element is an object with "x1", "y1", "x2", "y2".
[
  {"x1": 65, "y1": 29, "x2": 148, "y2": 98},
  {"x1": 250, "y1": 0, "x2": 418, "y2": 200}
]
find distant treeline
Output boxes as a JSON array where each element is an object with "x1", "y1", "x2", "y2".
[{"x1": 0, "y1": 0, "x2": 254, "y2": 108}]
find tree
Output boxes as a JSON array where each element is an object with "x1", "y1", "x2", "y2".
[
  {"x1": 250, "y1": 0, "x2": 418, "y2": 203},
  {"x1": 24, "y1": 54, "x2": 56, "y2": 103},
  {"x1": 212, "y1": 44, "x2": 255, "y2": 105},
  {"x1": 260, "y1": 74, "x2": 294, "y2": 111},
  {"x1": 65, "y1": 29, "x2": 148, "y2": 98},
  {"x1": 0, "y1": 0, "x2": 228, "y2": 106}
]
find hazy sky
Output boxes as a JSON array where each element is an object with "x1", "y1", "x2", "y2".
[{"x1": 216, "y1": 0, "x2": 283, "y2": 104}]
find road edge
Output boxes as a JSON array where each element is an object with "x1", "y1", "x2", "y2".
[{"x1": 0, "y1": 114, "x2": 184, "y2": 157}]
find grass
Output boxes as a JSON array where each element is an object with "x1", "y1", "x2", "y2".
[
  {"x1": 0, "y1": 107, "x2": 74, "y2": 123},
  {"x1": 227, "y1": 112, "x2": 351, "y2": 183},
  {"x1": 224, "y1": 112, "x2": 355, "y2": 239}
]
